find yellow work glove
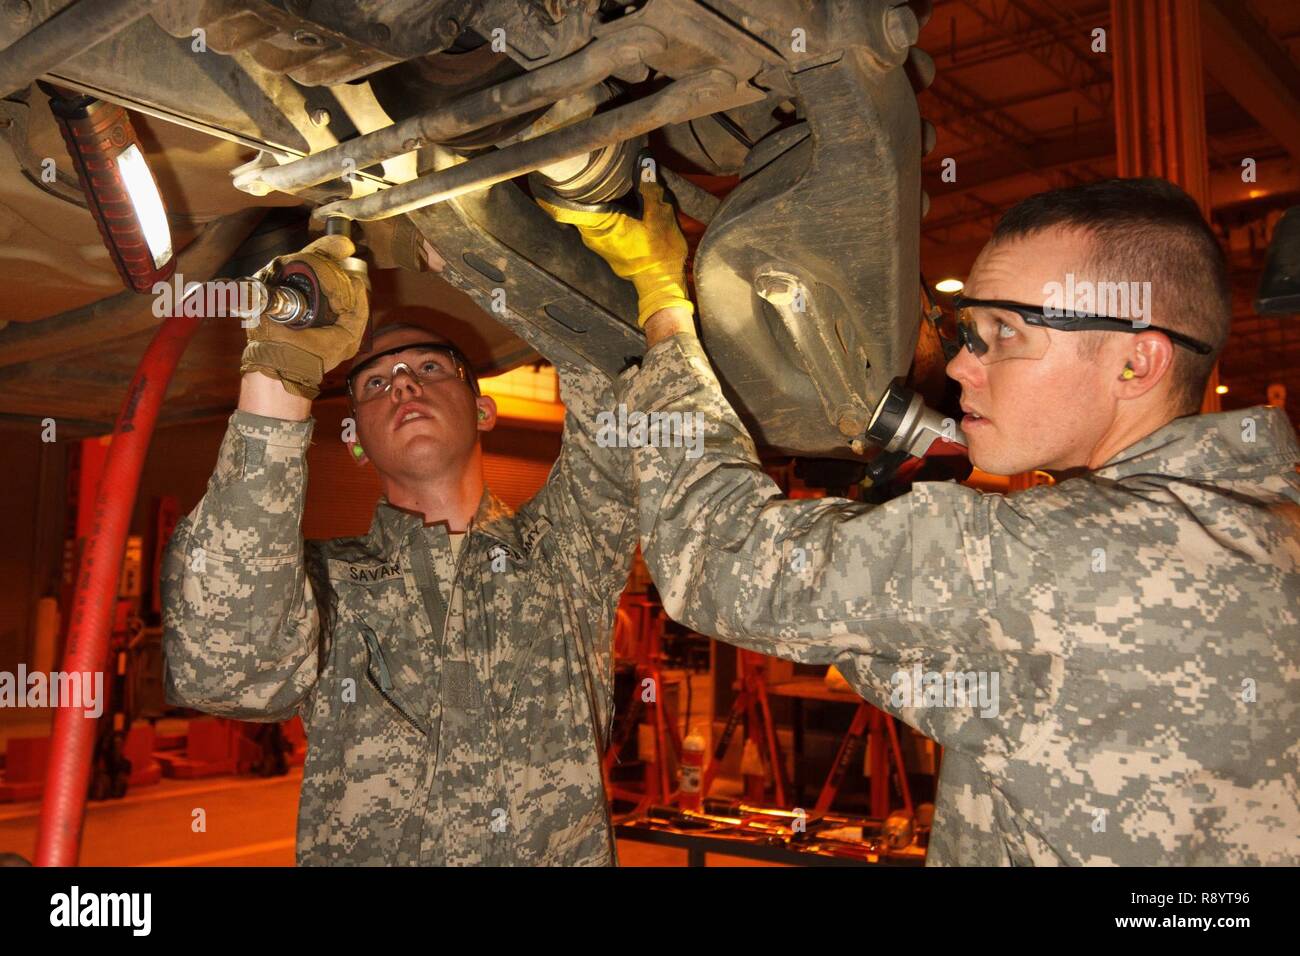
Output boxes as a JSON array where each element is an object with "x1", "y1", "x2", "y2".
[
  {"x1": 241, "y1": 234, "x2": 370, "y2": 399},
  {"x1": 534, "y1": 175, "x2": 693, "y2": 326}
]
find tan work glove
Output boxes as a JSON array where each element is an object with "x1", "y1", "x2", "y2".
[
  {"x1": 533, "y1": 175, "x2": 693, "y2": 327},
  {"x1": 241, "y1": 234, "x2": 370, "y2": 399}
]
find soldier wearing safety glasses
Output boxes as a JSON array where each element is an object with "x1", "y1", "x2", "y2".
[
  {"x1": 161, "y1": 229, "x2": 669, "y2": 865},
  {"x1": 560, "y1": 176, "x2": 1300, "y2": 866}
]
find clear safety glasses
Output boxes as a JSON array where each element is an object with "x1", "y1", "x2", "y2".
[
  {"x1": 346, "y1": 342, "x2": 479, "y2": 404},
  {"x1": 934, "y1": 295, "x2": 1216, "y2": 365}
]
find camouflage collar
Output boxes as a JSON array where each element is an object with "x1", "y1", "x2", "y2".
[
  {"x1": 369, "y1": 488, "x2": 526, "y2": 560},
  {"x1": 1095, "y1": 404, "x2": 1299, "y2": 482}
]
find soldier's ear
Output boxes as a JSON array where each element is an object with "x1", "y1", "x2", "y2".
[
  {"x1": 476, "y1": 395, "x2": 498, "y2": 433},
  {"x1": 1116, "y1": 332, "x2": 1173, "y2": 400}
]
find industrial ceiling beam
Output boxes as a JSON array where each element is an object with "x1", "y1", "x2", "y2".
[
  {"x1": 928, "y1": 3, "x2": 1111, "y2": 73},
  {"x1": 920, "y1": 77, "x2": 1112, "y2": 133},
  {"x1": 1200, "y1": 0, "x2": 1300, "y2": 164},
  {"x1": 926, "y1": 118, "x2": 1116, "y2": 195},
  {"x1": 956, "y1": 0, "x2": 1112, "y2": 117},
  {"x1": 922, "y1": 72, "x2": 1043, "y2": 174},
  {"x1": 924, "y1": 96, "x2": 1277, "y2": 204}
]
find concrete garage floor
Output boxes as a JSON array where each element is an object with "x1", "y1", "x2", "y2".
[
  {"x1": 0, "y1": 768, "x2": 779, "y2": 867},
  {"x1": 0, "y1": 672, "x2": 780, "y2": 866}
]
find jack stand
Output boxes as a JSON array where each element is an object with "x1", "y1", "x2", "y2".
[
  {"x1": 702, "y1": 650, "x2": 787, "y2": 807},
  {"x1": 603, "y1": 595, "x2": 684, "y2": 813},
  {"x1": 814, "y1": 702, "x2": 913, "y2": 818}
]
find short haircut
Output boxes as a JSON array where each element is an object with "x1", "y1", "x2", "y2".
[{"x1": 991, "y1": 177, "x2": 1230, "y2": 413}]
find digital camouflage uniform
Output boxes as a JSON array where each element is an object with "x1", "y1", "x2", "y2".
[
  {"x1": 162, "y1": 360, "x2": 636, "y2": 865},
  {"x1": 622, "y1": 332, "x2": 1300, "y2": 866}
]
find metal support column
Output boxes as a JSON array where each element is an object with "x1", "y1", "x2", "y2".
[{"x1": 1110, "y1": 0, "x2": 1220, "y2": 411}]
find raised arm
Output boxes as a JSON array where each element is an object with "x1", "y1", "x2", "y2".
[
  {"x1": 617, "y1": 329, "x2": 1058, "y2": 761},
  {"x1": 162, "y1": 399, "x2": 322, "y2": 720},
  {"x1": 523, "y1": 359, "x2": 639, "y2": 606},
  {"x1": 528, "y1": 172, "x2": 696, "y2": 603},
  {"x1": 162, "y1": 236, "x2": 369, "y2": 722}
]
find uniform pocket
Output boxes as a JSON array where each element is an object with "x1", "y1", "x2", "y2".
[
  {"x1": 544, "y1": 803, "x2": 613, "y2": 866},
  {"x1": 356, "y1": 620, "x2": 430, "y2": 737},
  {"x1": 506, "y1": 633, "x2": 543, "y2": 710}
]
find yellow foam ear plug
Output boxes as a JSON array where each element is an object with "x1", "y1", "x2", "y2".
[{"x1": 1122, "y1": 367, "x2": 1135, "y2": 380}]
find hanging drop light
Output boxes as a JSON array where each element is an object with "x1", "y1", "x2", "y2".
[{"x1": 45, "y1": 85, "x2": 175, "y2": 293}]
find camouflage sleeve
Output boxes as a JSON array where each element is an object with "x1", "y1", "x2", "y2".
[
  {"x1": 528, "y1": 359, "x2": 638, "y2": 606},
  {"x1": 621, "y1": 333, "x2": 1059, "y2": 760},
  {"x1": 161, "y1": 409, "x2": 325, "y2": 723}
]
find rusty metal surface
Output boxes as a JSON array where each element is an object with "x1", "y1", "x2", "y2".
[
  {"x1": 149, "y1": 0, "x2": 471, "y2": 87},
  {"x1": 696, "y1": 44, "x2": 922, "y2": 458},
  {"x1": 316, "y1": 69, "x2": 763, "y2": 222},
  {"x1": 0, "y1": 0, "x2": 932, "y2": 453},
  {"x1": 0, "y1": 0, "x2": 160, "y2": 97},
  {"x1": 245, "y1": 26, "x2": 664, "y2": 196}
]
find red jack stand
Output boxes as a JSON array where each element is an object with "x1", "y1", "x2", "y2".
[
  {"x1": 604, "y1": 595, "x2": 684, "y2": 812},
  {"x1": 153, "y1": 718, "x2": 242, "y2": 779},
  {"x1": 0, "y1": 738, "x2": 50, "y2": 802},
  {"x1": 814, "y1": 702, "x2": 913, "y2": 818},
  {"x1": 702, "y1": 650, "x2": 787, "y2": 807}
]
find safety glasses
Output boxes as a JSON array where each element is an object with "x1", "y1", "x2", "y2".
[
  {"x1": 346, "y1": 341, "x2": 479, "y2": 403},
  {"x1": 933, "y1": 295, "x2": 1215, "y2": 365}
]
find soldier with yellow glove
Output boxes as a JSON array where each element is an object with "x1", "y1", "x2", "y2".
[
  {"x1": 566, "y1": 168, "x2": 1300, "y2": 867},
  {"x1": 532, "y1": 171, "x2": 696, "y2": 339}
]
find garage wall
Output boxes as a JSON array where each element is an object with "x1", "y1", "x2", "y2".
[
  {"x1": 0, "y1": 425, "x2": 64, "y2": 676},
  {"x1": 0, "y1": 398, "x2": 563, "y2": 671}
]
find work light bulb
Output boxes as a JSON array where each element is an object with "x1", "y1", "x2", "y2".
[{"x1": 115, "y1": 144, "x2": 172, "y2": 270}]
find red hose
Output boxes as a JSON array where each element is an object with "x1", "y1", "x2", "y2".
[{"x1": 35, "y1": 312, "x2": 200, "y2": 866}]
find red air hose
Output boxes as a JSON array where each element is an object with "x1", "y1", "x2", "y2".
[{"x1": 35, "y1": 312, "x2": 200, "y2": 866}]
